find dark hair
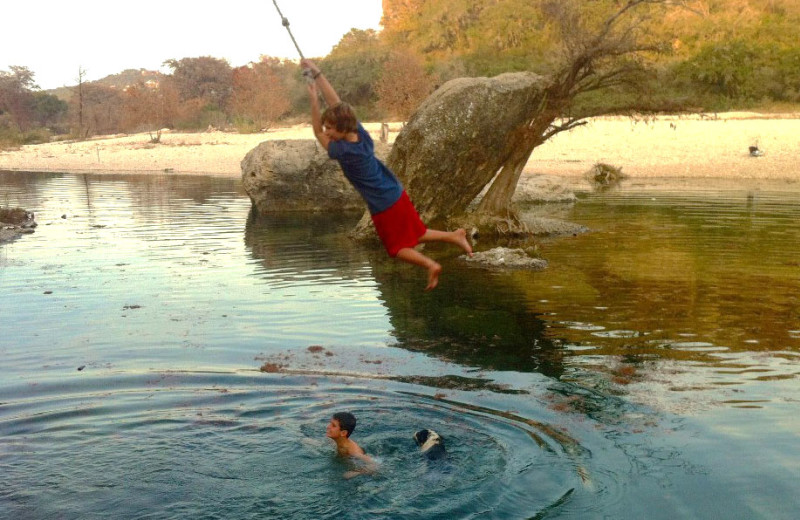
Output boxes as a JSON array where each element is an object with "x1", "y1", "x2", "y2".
[
  {"x1": 321, "y1": 102, "x2": 358, "y2": 134},
  {"x1": 332, "y1": 412, "x2": 357, "y2": 437}
]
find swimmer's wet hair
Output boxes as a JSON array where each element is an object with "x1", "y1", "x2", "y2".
[{"x1": 332, "y1": 412, "x2": 356, "y2": 437}]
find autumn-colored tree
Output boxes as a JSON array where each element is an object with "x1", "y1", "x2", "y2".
[
  {"x1": 375, "y1": 50, "x2": 434, "y2": 120},
  {"x1": 380, "y1": 0, "x2": 800, "y2": 109},
  {"x1": 121, "y1": 81, "x2": 179, "y2": 140},
  {"x1": 69, "y1": 83, "x2": 124, "y2": 137},
  {"x1": 231, "y1": 58, "x2": 291, "y2": 131}
]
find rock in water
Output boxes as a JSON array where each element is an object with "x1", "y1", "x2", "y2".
[
  {"x1": 241, "y1": 139, "x2": 391, "y2": 214},
  {"x1": 465, "y1": 247, "x2": 548, "y2": 269},
  {"x1": 387, "y1": 72, "x2": 548, "y2": 223}
]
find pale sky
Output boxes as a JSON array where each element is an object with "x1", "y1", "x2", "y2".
[{"x1": 2, "y1": 1, "x2": 383, "y2": 90}]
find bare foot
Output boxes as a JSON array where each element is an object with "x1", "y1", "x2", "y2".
[
  {"x1": 425, "y1": 262, "x2": 442, "y2": 291},
  {"x1": 454, "y1": 228, "x2": 473, "y2": 257}
]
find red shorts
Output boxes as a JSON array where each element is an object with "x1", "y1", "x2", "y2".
[{"x1": 371, "y1": 191, "x2": 428, "y2": 257}]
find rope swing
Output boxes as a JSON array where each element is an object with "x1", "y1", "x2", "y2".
[{"x1": 270, "y1": 0, "x2": 314, "y2": 81}]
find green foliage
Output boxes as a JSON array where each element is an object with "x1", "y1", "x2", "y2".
[
  {"x1": 0, "y1": 124, "x2": 51, "y2": 149},
  {"x1": 320, "y1": 29, "x2": 387, "y2": 110},
  {"x1": 32, "y1": 92, "x2": 68, "y2": 130},
  {"x1": 380, "y1": 0, "x2": 800, "y2": 112},
  {"x1": 0, "y1": 66, "x2": 38, "y2": 132},
  {"x1": 669, "y1": 39, "x2": 800, "y2": 106},
  {"x1": 163, "y1": 57, "x2": 234, "y2": 111}
]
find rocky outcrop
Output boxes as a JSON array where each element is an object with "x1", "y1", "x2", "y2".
[
  {"x1": 386, "y1": 72, "x2": 548, "y2": 223},
  {"x1": 240, "y1": 138, "x2": 391, "y2": 214},
  {"x1": 0, "y1": 207, "x2": 36, "y2": 243}
]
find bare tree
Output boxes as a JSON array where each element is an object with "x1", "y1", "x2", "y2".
[
  {"x1": 475, "y1": 0, "x2": 689, "y2": 219},
  {"x1": 74, "y1": 67, "x2": 87, "y2": 138}
]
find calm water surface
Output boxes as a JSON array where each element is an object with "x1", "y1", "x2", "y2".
[{"x1": 1, "y1": 171, "x2": 799, "y2": 519}]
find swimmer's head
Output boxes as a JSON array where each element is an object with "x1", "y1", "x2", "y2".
[{"x1": 328, "y1": 412, "x2": 357, "y2": 438}]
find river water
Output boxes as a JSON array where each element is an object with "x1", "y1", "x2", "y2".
[{"x1": 1, "y1": 171, "x2": 799, "y2": 519}]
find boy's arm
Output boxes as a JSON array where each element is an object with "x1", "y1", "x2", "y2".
[
  {"x1": 343, "y1": 443, "x2": 377, "y2": 479},
  {"x1": 301, "y1": 59, "x2": 341, "y2": 107},
  {"x1": 308, "y1": 82, "x2": 330, "y2": 150}
]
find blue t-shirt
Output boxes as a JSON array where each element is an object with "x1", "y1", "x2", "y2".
[{"x1": 328, "y1": 123, "x2": 404, "y2": 215}]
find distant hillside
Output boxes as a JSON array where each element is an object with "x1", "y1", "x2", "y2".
[{"x1": 46, "y1": 69, "x2": 164, "y2": 101}]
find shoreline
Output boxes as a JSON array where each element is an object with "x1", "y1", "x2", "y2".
[{"x1": 1, "y1": 113, "x2": 798, "y2": 191}]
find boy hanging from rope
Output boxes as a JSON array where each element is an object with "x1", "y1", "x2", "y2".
[{"x1": 303, "y1": 59, "x2": 473, "y2": 291}]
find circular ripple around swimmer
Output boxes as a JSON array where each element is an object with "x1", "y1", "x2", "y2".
[
  {"x1": 0, "y1": 373, "x2": 584, "y2": 520},
  {"x1": 295, "y1": 393, "x2": 583, "y2": 519}
]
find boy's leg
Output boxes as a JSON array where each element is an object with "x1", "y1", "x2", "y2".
[
  {"x1": 396, "y1": 247, "x2": 442, "y2": 291},
  {"x1": 418, "y1": 228, "x2": 473, "y2": 256}
]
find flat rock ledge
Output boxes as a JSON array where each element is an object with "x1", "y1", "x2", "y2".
[{"x1": 464, "y1": 247, "x2": 548, "y2": 269}]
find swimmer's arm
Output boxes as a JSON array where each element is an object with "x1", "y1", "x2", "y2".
[{"x1": 343, "y1": 451, "x2": 377, "y2": 479}]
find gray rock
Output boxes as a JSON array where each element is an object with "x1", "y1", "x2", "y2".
[
  {"x1": 520, "y1": 216, "x2": 588, "y2": 237},
  {"x1": 387, "y1": 72, "x2": 548, "y2": 224},
  {"x1": 241, "y1": 139, "x2": 360, "y2": 213},
  {"x1": 0, "y1": 208, "x2": 36, "y2": 243},
  {"x1": 464, "y1": 247, "x2": 548, "y2": 269},
  {"x1": 241, "y1": 138, "x2": 391, "y2": 214}
]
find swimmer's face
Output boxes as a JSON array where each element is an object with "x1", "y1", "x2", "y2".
[{"x1": 326, "y1": 418, "x2": 346, "y2": 439}]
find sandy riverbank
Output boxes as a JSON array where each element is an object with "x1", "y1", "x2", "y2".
[{"x1": 1, "y1": 113, "x2": 798, "y2": 189}]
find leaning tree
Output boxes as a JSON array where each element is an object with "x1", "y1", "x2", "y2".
[{"x1": 355, "y1": 0, "x2": 693, "y2": 238}]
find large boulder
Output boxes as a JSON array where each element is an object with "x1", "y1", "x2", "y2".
[
  {"x1": 350, "y1": 72, "x2": 549, "y2": 237},
  {"x1": 387, "y1": 72, "x2": 548, "y2": 223},
  {"x1": 241, "y1": 139, "x2": 361, "y2": 213},
  {"x1": 241, "y1": 138, "x2": 392, "y2": 214}
]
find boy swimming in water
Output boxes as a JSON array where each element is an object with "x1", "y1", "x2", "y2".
[
  {"x1": 326, "y1": 412, "x2": 375, "y2": 479},
  {"x1": 303, "y1": 59, "x2": 473, "y2": 291}
]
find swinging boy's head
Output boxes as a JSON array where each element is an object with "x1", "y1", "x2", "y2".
[{"x1": 321, "y1": 102, "x2": 358, "y2": 140}]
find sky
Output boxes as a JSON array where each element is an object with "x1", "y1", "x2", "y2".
[{"x1": 2, "y1": 0, "x2": 383, "y2": 90}]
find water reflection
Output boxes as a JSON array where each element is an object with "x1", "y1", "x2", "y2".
[
  {"x1": 4, "y1": 171, "x2": 800, "y2": 519},
  {"x1": 244, "y1": 208, "x2": 371, "y2": 285}
]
